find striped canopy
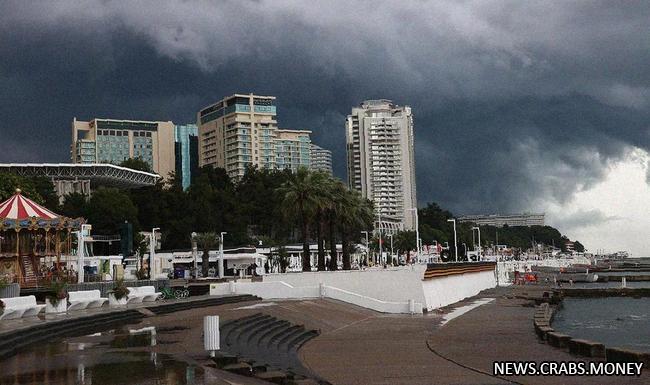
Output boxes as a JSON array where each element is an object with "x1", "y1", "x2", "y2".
[{"x1": 0, "y1": 190, "x2": 59, "y2": 220}]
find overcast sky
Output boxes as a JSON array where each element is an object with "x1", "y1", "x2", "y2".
[{"x1": 1, "y1": 1, "x2": 648, "y2": 255}]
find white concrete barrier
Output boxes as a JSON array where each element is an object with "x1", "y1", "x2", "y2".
[
  {"x1": 209, "y1": 281, "x2": 422, "y2": 314},
  {"x1": 422, "y1": 270, "x2": 496, "y2": 310},
  {"x1": 211, "y1": 266, "x2": 497, "y2": 314}
]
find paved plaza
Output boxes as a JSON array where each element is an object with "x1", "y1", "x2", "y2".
[{"x1": 1, "y1": 286, "x2": 648, "y2": 384}]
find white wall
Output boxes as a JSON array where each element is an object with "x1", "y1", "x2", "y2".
[
  {"x1": 263, "y1": 266, "x2": 427, "y2": 306},
  {"x1": 421, "y1": 270, "x2": 497, "y2": 310},
  {"x1": 216, "y1": 266, "x2": 498, "y2": 313},
  {"x1": 209, "y1": 281, "x2": 422, "y2": 314}
]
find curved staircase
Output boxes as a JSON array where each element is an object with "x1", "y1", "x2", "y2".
[{"x1": 216, "y1": 312, "x2": 327, "y2": 384}]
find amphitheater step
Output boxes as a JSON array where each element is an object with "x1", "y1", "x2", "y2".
[{"x1": 217, "y1": 313, "x2": 327, "y2": 384}]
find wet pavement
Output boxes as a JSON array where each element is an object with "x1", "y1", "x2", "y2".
[{"x1": 2, "y1": 287, "x2": 649, "y2": 384}]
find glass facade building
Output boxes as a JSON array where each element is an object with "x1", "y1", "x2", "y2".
[
  {"x1": 174, "y1": 124, "x2": 199, "y2": 190},
  {"x1": 71, "y1": 118, "x2": 175, "y2": 178}
]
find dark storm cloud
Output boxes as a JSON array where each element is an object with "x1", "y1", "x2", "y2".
[{"x1": 1, "y1": 0, "x2": 649, "y2": 219}]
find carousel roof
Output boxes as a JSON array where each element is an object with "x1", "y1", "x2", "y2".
[{"x1": 0, "y1": 189, "x2": 59, "y2": 220}]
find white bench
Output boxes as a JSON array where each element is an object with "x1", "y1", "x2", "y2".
[
  {"x1": 0, "y1": 296, "x2": 45, "y2": 320},
  {"x1": 68, "y1": 290, "x2": 108, "y2": 311},
  {"x1": 127, "y1": 286, "x2": 162, "y2": 304}
]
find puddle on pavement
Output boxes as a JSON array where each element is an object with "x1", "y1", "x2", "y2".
[{"x1": 0, "y1": 326, "x2": 203, "y2": 385}]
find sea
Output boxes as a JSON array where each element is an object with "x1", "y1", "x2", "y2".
[{"x1": 552, "y1": 297, "x2": 650, "y2": 353}]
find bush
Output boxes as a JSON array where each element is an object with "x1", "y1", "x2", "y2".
[
  {"x1": 46, "y1": 279, "x2": 68, "y2": 306},
  {"x1": 135, "y1": 268, "x2": 149, "y2": 280},
  {"x1": 109, "y1": 278, "x2": 129, "y2": 300},
  {"x1": 0, "y1": 274, "x2": 10, "y2": 290}
]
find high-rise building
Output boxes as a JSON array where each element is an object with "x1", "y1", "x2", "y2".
[
  {"x1": 310, "y1": 144, "x2": 333, "y2": 175},
  {"x1": 71, "y1": 118, "x2": 175, "y2": 178},
  {"x1": 174, "y1": 124, "x2": 199, "y2": 190},
  {"x1": 346, "y1": 100, "x2": 417, "y2": 232},
  {"x1": 197, "y1": 93, "x2": 278, "y2": 179},
  {"x1": 275, "y1": 129, "x2": 312, "y2": 172}
]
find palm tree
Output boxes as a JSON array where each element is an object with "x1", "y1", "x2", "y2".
[
  {"x1": 192, "y1": 232, "x2": 219, "y2": 278},
  {"x1": 278, "y1": 168, "x2": 326, "y2": 272},
  {"x1": 338, "y1": 189, "x2": 374, "y2": 270},
  {"x1": 311, "y1": 172, "x2": 334, "y2": 271},
  {"x1": 326, "y1": 181, "x2": 347, "y2": 270}
]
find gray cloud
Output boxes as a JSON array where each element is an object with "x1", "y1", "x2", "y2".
[
  {"x1": 1, "y1": 0, "x2": 649, "y2": 227},
  {"x1": 552, "y1": 209, "x2": 623, "y2": 231}
]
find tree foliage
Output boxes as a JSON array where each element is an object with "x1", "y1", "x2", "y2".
[{"x1": 119, "y1": 157, "x2": 153, "y2": 173}]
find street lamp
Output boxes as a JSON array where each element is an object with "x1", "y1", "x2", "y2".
[
  {"x1": 472, "y1": 227, "x2": 481, "y2": 261},
  {"x1": 388, "y1": 233, "x2": 394, "y2": 265},
  {"x1": 191, "y1": 232, "x2": 198, "y2": 278},
  {"x1": 377, "y1": 202, "x2": 382, "y2": 265},
  {"x1": 150, "y1": 228, "x2": 160, "y2": 279},
  {"x1": 407, "y1": 208, "x2": 420, "y2": 262},
  {"x1": 361, "y1": 231, "x2": 369, "y2": 264},
  {"x1": 76, "y1": 224, "x2": 92, "y2": 283},
  {"x1": 219, "y1": 232, "x2": 227, "y2": 279},
  {"x1": 447, "y1": 219, "x2": 458, "y2": 262}
]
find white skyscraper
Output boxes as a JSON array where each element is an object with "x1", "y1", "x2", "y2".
[{"x1": 346, "y1": 100, "x2": 417, "y2": 232}]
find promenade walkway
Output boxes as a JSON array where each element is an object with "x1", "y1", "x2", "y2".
[
  {"x1": 299, "y1": 286, "x2": 649, "y2": 384},
  {"x1": 2, "y1": 287, "x2": 648, "y2": 384}
]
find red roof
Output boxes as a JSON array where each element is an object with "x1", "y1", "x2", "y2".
[{"x1": 0, "y1": 190, "x2": 59, "y2": 220}]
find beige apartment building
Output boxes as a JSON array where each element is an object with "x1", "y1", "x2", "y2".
[
  {"x1": 346, "y1": 100, "x2": 417, "y2": 232},
  {"x1": 310, "y1": 143, "x2": 333, "y2": 175},
  {"x1": 275, "y1": 129, "x2": 311, "y2": 172},
  {"x1": 198, "y1": 93, "x2": 279, "y2": 178},
  {"x1": 71, "y1": 118, "x2": 175, "y2": 178},
  {"x1": 198, "y1": 93, "x2": 319, "y2": 178}
]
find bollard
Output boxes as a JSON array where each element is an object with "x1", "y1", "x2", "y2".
[
  {"x1": 229, "y1": 281, "x2": 236, "y2": 294},
  {"x1": 621, "y1": 277, "x2": 626, "y2": 288},
  {"x1": 204, "y1": 316, "x2": 220, "y2": 357},
  {"x1": 409, "y1": 299, "x2": 415, "y2": 314},
  {"x1": 319, "y1": 283, "x2": 325, "y2": 298}
]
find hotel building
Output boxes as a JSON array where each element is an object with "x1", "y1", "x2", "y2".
[
  {"x1": 197, "y1": 93, "x2": 278, "y2": 179},
  {"x1": 458, "y1": 213, "x2": 545, "y2": 227},
  {"x1": 346, "y1": 100, "x2": 417, "y2": 232},
  {"x1": 198, "y1": 93, "x2": 325, "y2": 178},
  {"x1": 310, "y1": 144, "x2": 333, "y2": 175},
  {"x1": 275, "y1": 129, "x2": 312, "y2": 172},
  {"x1": 71, "y1": 118, "x2": 175, "y2": 178}
]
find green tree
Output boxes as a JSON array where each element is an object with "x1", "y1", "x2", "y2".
[
  {"x1": 192, "y1": 232, "x2": 219, "y2": 278},
  {"x1": 394, "y1": 230, "x2": 417, "y2": 262},
  {"x1": 337, "y1": 189, "x2": 374, "y2": 269},
  {"x1": 119, "y1": 158, "x2": 153, "y2": 173},
  {"x1": 278, "y1": 167, "x2": 327, "y2": 272},
  {"x1": 60, "y1": 192, "x2": 88, "y2": 219},
  {"x1": 85, "y1": 188, "x2": 139, "y2": 235},
  {"x1": 0, "y1": 173, "x2": 45, "y2": 204}
]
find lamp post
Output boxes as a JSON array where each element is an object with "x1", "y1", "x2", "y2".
[
  {"x1": 463, "y1": 243, "x2": 467, "y2": 259},
  {"x1": 219, "y1": 232, "x2": 227, "y2": 279},
  {"x1": 76, "y1": 224, "x2": 91, "y2": 283},
  {"x1": 407, "y1": 208, "x2": 420, "y2": 262},
  {"x1": 447, "y1": 219, "x2": 458, "y2": 262},
  {"x1": 388, "y1": 234, "x2": 394, "y2": 265},
  {"x1": 191, "y1": 232, "x2": 198, "y2": 278},
  {"x1": 361, "y1": 231, "x2": 369, "y2": 265},
  {"x1": 377, "y1": 201, "x2": 382, "y2": 265},
  {"x1": 472, "y1": 227, "x2": 481, "y2": 260},
  {"x1": 150, "y1": 228, "x2": 160, "y2": 279}
]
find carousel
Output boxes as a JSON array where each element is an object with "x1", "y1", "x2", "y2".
[{"x1": 0, "y1": 189, "x2": 85, "y2": 286}]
